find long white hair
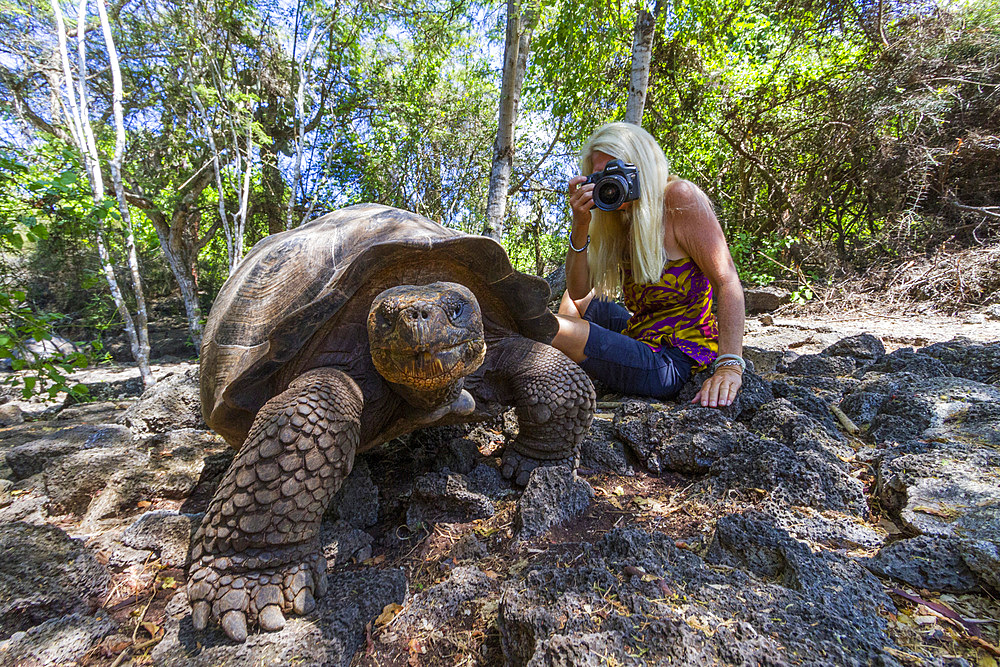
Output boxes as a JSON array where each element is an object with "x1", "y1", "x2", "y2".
[{"x1": 581, "y1": 122, "x2": 673, "y2": 295}]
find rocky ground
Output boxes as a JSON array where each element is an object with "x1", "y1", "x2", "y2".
[{"x1": 1, "y1": 313, "x2": 998, "y2": 667}]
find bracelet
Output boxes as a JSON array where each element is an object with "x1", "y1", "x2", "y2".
[
  {"x1": 713, "y1": 354, "x2": 746, "y2": 373},
  {"x1": 714, "y1": 360, "x2": 744, "y2": 374},
  {"x1": 569, "y1": 234, "x2": 590, "y2": 252}
]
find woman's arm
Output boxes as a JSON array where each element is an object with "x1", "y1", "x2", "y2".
[
  {"x1": 565, "y1": 176, "x2": 596, "y2": 306},
  {"x1": 665, "y1": 180, "x2": 746, "y2": 408}
]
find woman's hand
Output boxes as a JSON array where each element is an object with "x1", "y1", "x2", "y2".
[
  {"x1": 568, "y1": 176, "x2": 594, "y2": 234},
  {"x1": 691, "y1": 366, "x2": 743, "y2": 408}
]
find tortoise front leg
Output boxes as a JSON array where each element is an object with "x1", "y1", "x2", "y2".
[
  {"x1": 491, "y1": 337, "x2": 595, "y2": 485},
  {"x1": 188, "y1": 368, "x2": 363, "y2": 642}
]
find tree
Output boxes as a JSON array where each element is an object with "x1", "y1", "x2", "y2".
[
  {"x1": 49, "y1": 0, "x2": 155, "y2": 386},
  {"x1": 624, "y1": 1, "x2": 661, "y2": 125},
  {"x1": 483, "y1": 0, "x2": 539, "y2": 240}
]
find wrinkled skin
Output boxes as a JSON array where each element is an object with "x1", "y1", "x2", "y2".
[{"x1": 190, "y1": 281, "x2": 595, "y2": 641}]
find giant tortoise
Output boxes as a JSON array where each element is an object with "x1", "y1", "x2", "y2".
[{"x1": 190, "y1": 203, "x2": 595, "y2": 641}]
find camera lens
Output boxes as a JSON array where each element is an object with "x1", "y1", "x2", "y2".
[{"x1": 594, "y1": 175, "x2": 627, "y2": 211}]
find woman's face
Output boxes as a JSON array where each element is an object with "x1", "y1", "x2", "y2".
[{"x1": 590, "y1": 151, "x2": 615, "y2": 174}]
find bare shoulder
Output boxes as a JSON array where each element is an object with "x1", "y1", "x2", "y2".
[
  {"x1": 664, "y1": 178, "x2": 701, "y2": 207},
  {"x1": 664, "y1": 179, "x2": 715, "y2": 226}
]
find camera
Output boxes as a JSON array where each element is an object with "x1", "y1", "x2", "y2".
[{"x1": 584, "y1": 159, "x2": 640, "y2": 211}]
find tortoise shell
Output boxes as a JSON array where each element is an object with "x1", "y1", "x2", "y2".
[{"x1": 200, "y1": 203, "x2": 557, "y2": 447}]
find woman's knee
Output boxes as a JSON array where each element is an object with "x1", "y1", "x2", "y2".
[
  {"x1": 558, "y1": 289, "x2": 596, "y2": 319},
  {"x1": 551, "y1": 314, "x2": 590, "y2": 363}
]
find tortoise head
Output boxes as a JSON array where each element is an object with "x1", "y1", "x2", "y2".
[{"x1": 367, "y1": 281, "x2": 486, "y2": 393}]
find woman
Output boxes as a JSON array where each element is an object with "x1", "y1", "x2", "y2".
[{"x1": 551, "y1": 122, "x2": 745, "y2": 408}]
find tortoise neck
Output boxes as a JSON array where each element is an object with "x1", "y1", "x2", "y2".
[{"x1": 389, "y1": 378, "x2": 465, "y2": 412}]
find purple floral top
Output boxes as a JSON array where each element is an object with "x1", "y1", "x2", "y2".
[{"x1": 621, "y1": 258, "x2": 719, "y2": 369}]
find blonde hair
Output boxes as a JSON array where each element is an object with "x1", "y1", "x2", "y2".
[{"x1": 581, "y1": 122, "x2": 673, "y2": 296}]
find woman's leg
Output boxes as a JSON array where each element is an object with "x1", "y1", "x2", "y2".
[
  {"x1": 552, "y1": 314, "x2": 590, "y2": 363},
  {"x1": 556, "y1": 292, "x2": 694, "y2": 398},
  {"x1": 580, "y1": 328, "x2": 694, "y2": 399},
  {"x1": 553, "y1": 289, "x2": 598, "y2": 362},
  {"x1": 558, "y1": 288, "x2": 596, "y2": 319}
]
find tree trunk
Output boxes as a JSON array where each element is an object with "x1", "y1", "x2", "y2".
[
  {"x1": 288, "y1": 24, "x2": 320, "y2": 231},
  {"x1": 624, "y1": 3, "x2": 660, "y2": 126},
  {"x1": 52, "y1": 0, "x2": 154, "y2": 387},
  {"x1": 483, "y1": 0, "x2": 538, "y2": 241},
  {"x1": 97, "y1": 0, "x2": 154, "y2": 384}
]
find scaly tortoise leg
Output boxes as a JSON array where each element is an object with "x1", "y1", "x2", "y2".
[
  {"x1": 492, "y1": 338, "x2": 596, "y2": 485},
  {"x1": 188, "y1": 367, "x2": 363, "y2": 642}
]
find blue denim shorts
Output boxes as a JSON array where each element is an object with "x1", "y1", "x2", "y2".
[{"x1": 579, "y1": 298, "x2": 695, "y2": 399}]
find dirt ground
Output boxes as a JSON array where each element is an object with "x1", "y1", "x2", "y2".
[{"x1": 746, "y1": 309, "x2": 1000, "y2": 354}]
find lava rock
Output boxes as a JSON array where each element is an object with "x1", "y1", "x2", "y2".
[
  {"x1": 769, "y1": 379, "x2": 843, "y2": 426},
  {"x1": 516, "y1": 465, "x2": 594, "y2": 541},
  {"x1": 780, "y1": 354, "x2": 858, "y2": 377},
  {"x1": 437, "y1": 437, "x2": 482, "y2": 474},
  {"x1": 6, "y1": 424, "x2": 133, "y2": 480},
  {"x1": 742, "y1": 346, "x2": 784, "y2": 375},
  {"x1": 744, "y1": 286, "x2": 791, "y2": 313},
  {"x1": 449, "y1": 533, "x2": 488, "y2": 562},
  {"x1": 954, "y1": 504, "x2": 1000, "y2": 592},
  {"x1": 0, "y1": 404, "x2": 23, "y2": 427},
  {"x1": 919, "y1": 338, "x2": 1000, "y2": 386},
  {"x1": 869, "y1": 376, "x2": 1000, "y2": 446},
  {"x1": 879, "y1": 440, "x2": 1000, "y2": 536},
  {"x1": 865, "y1": 536, "x2": 979, "y2": 593},
  {"x1": 708, "y1": 438, "x2": 868, "y2": 517},
  {"x1": 500, "y1": 522, "x2": 898, "y2": 667},
  {"x1": 119, "y1": 367, "x2": 203, "y2": 437},
  {"x1": 321, "y1": 520, "x2": 374, "y2": 567},
  {"x1": 578, "y1": 418, "x2": 634, "y2": 476},
  {"x1": 465, "y1": 463, "x2": 509, "y2": 500},
  {"x1": 377, "y1": 566, "x2": 496, "y2": 644},
  {"x1": 43, "y1": 446, "x2": 148, "y2": 515},
  {"x1": 863, "y1": 348, "x2": 951, "y2": 378},
  {"x1": 327, "y1": 458, "x2": 379, "y2": 528},
  {"x1": 0, "y1": 612, "x2": 118, "y2": 667},
  {"x1": 614, "y1": 401, "x2": 753, "y2": 475},
  {"x1": 705, "y1": 512, "x2": 895, "y2": 659},
  {"x1": 528, "y1": 632, "x2": 637, "y2": 667},
  {"x1": 80, "y1": 429, "x2": 227, "y2": 526},
  {"x1": 407, "y1": 471, "x2": 495, "y2": 527},
  {"x1": 750, "y1": 398, "x2": 853, "y2": 461},
  {"x1": 82, "y1": 376, "x2": 144, "y2": 401},
  {"x1": 0, "y1": 523, "x2": 110, "y2": 640},
  {"x1": 762, "y1": 502, "x2": 884, "y2": 551},
  {"x1": 822, "y1": 334, "x2": 886, "y2": 363},
  {"x1": 120, "y1": 510, "x2": 197, "y2": 567}
]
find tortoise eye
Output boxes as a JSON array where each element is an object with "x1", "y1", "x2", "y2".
[{"x1": 450, "y1": 303, "x2": 464, "y2": 319}]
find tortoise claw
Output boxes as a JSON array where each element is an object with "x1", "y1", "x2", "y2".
[
  {"x1": 221, "y1": 610, "x2": 248, "y2": 642},
  {"x1": 259, "y1": 605, "x2": 286, "y2": 632},
  {"x1": 192, "y1": 601, "x2": 210, "y2": 631},
  {"x1": 293, "y1": 588, "x2": 316, "y2": 615}
]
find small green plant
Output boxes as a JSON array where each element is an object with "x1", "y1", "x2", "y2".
[{"x1": 789, "y1": 284, "x2": 814, "y2": 304}]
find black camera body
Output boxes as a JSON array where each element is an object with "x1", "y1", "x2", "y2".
[{"x1": 584, "y1": 159, "x2": 640, "y2": 211}]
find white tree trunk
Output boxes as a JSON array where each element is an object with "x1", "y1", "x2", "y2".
[
  {"x1": 625, "y1": 5, "x2": 659, "y2": 126},
  {"x1": 96, "y1": 0, "x2": 156, "y2": 382},
  {"x1": 287, "y1": 23, "x2": 320, "y2": 231},
  {"x1": 190, "y1": 81, "x2": 236, "y2": 271},
  {"x1": 483, "y1": 0, "x2": 538, "y2": 241},
  {"x1": 51, "y1": 0, "x2": 155, "y2": 387}
]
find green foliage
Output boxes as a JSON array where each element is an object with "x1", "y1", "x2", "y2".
[{"x1": 0, "y1": 143, "x2": 90, "y2": 399}]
